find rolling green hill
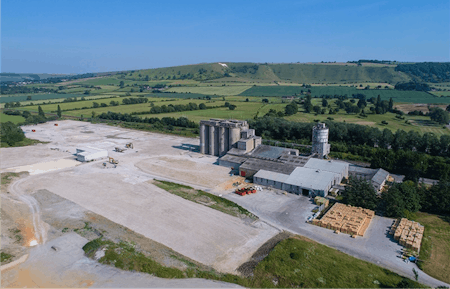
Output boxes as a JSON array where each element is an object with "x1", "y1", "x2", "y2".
[{"x1": 120, "y1": 62, "x2": 413, "y2": 84}]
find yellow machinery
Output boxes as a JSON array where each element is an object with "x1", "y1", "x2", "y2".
[
  {"x1": 126, "y1": 143, "x2": 134, "y2": 149},
  {"x1": 115, "y1": 147, "x2": 125, "y2": 152},
  {"x1": 108, "y1": 157, "x2": 119, "y2": 164}
]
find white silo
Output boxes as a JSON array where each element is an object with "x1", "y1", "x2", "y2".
[{"x1": 311, "y1": 123, "x2": 331, "y2": 158}]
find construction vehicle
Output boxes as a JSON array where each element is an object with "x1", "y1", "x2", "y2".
[
  {"x1": 114, "y1": 147, "x2": 125, "y2": 152},
  {"x1": 126, "y1": 143, "x2": 133, "y2": 149},
  {"x1": 108, "y1": 157, "x2": 119, "y2": 164},
  {"x1": 235, "y1": 186, "x2": 257, "y2": 196}
]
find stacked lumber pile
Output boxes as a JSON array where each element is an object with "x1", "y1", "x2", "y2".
[
  {"x1": 390, "y1": 218, "x2": 424, "y2": 252},
  {"x1": 313, "y1": 203, "x2": 375, "y2": 237}
]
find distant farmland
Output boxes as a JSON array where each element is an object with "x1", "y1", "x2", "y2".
[
  {"x1": 240, "y1": 86, "x2": 449, "y2": 103},
  {"x1": 0, "y1": 93, "x2": 86, "y2": 103}
]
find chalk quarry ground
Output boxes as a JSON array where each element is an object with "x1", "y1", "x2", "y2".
[{"x1": 1, "y1": 120, "x2": 279, "y2": 287}]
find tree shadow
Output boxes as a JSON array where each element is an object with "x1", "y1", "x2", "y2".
[{"x1": 438, "y1": 214, "x2": 450, "y2": 225}]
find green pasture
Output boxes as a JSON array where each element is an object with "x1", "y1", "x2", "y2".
[
  {"x1": 0, "y1": 93, "x2": 86, "y2": 103},
  {"x1": 0, "y1": 114, "x2": 25, "y2": 124},
  {"x1": 19, "y1": 97, "x2": 141, "y2": 113},
  {"x1": 286, "y1": 111, "x2": 448, "y2": 135},
  {"x1": 240, "y1": 86, "x2": 446, "y2": 103},
  {"x1": 139, "y1": 101, "x2": 264, "y2": 122},
  {"x1": 167, "y1": 85, "x2": 252, "y2": 96},
  {"x1": 64, "y1": 98, "x2": 225, "y2": 117}
]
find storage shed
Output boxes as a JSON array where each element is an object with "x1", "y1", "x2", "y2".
[{"x1": 76, "y1": 147, "x2": 108, "y2": 162}]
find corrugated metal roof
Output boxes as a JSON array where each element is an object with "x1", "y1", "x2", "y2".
[
  {"x1": 255, "y1": 167, "x2": 337, "y2": 191},
  {"x1": 240, "y1": 158, "x2": 296, "y2": 175},
  {"x1": 348, "y1": 165, "x2": 377, "y2": 176},
  {"x1": 304, "y1": 158, "x2": 348, "y2": 175},
  {"x1": 372, "y1": 168, "x2": 389, "y2": 187},
  {"x1": 285, "y1": 167, "x2": 337, "y2": 191},
  {"x1": 250, "y1": 145, "x2": 287, "y2": 159},
  {"x1": 254, "y1": 170, "x2": 290, "y2": 183},
  {"x1": 219, "y1": 154, "x2": 248, "y2": 164}
]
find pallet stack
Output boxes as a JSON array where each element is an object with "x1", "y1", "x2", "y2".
[
  {"x1": 390, "y1": 218, "x2": 424, "y2": 252},
  {"x1": 312, "y1": 203, "x2": 375, "y2": 237}
]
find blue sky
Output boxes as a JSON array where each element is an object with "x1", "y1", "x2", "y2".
[{"x1": 2, "y1": 0, "x2": 449, "y2": 74}]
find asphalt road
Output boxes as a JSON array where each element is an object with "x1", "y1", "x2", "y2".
[{"x1": 222, "y1": 188, "x2": 450, "y2": 288}]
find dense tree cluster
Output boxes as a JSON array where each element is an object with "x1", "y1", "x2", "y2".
[
  {"x1": 121, "y1": 97, "x2": 148, "y2": 105},
  {"x1": 284, "y1": 101, "x2": 298, "y2": 115},
  {"x1": 0, "y1": 121, "x2": 25, "y2": 146},
  {"x1": 341, "y1": 177, "x2": 378, "y2": 210},
  {"x1": 394, "y1": 82, "x2": 431, "y2": 91},
  {"x1": 97, "y1": 112, "x2": 197, "y2": 128},
  {"x1": 395, "y1": 62, "x2": 450, "y2": 82},
  {"x1": 343, "y1": 178, "x2": 450, "y2": 217},
  {"x1": 428, "y1": 107, "x2": 449, "y2": 124}
]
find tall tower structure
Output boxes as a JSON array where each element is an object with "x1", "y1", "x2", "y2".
[
  {"x1": 311, "y1": 123, "x2": 331, "y2": 158},
  {"x1": 199, "y1": 119, "x2": 249, "y2": 156}
]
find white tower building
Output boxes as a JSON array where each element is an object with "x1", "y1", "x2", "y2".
[{"x1": 311, "y1": 123, "x2": 331, "y2": 158}]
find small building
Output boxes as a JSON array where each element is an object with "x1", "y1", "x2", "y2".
[
  {"x1": 371, "y1": 168, "x2": 390, "y2": 192},
  {"x1": 76, "y1": 147, "x2": 108, "y2": 162},
  {"x1": 348, "y1": 165, "x2": 390, "y2": 193}
]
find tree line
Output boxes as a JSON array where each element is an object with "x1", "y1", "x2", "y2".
[
  {"x1": 395, "y1": 62, "x2": 450, "y2": 82},
  {"x1": 342, "y1": 177, "x2": 450, "y2": 218},
  {"x1": 96, "y1": 111, "x2": 197, "y2": 129}
]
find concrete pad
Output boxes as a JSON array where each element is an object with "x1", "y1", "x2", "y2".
[{"x1": 17, "y1": 168, "x2": 278, "y2": 273}]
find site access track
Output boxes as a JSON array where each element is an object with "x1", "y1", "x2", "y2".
[{"x1": 218, "y1": 189, "x2": 450, "y2": 288}]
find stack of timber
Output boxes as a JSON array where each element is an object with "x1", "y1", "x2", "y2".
[
  {"x1": 390, "y1": 218, "x2": 424, "y2": 252},
  {"x1": 312, "y1": 203, "x2": 374, "y2": 237}
]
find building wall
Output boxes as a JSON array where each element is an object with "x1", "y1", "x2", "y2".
[
  {"x1": 77, "y1": 150, "x2": 108, "y2": 162},
  {"x1": 254, "y1": 175, "x2": 329, "y2": 197}
]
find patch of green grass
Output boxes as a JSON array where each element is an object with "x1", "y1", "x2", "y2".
[
  {"x1": 414, "y1": 212, "x2": 450, "y2": 283},
  {"x1": 252, "y1": 236, "x2": 425, "y2": 288},
  {"x1": 153, "y1": 180, "x2": 256, "y2": 219},
  {"x1": 0, "y1": 113, "x2": 25, "y2": 123},
  {"x1": 82, "y1": 234, "x2": 423, "y2": 288},
  {"x1": 1, "y1": 172, "x2": 20, "y2": 186},
  {"x1": 240, "y1": 85, "x2": 447, "y2": 104},
  {"x1": 167, "y1": 85, "x2": 252, "y2": 96},
  {"x1": 1, "y1": 252, "x2": 13, "y2": 263},
  {"x1": 1, "y1": 137, "x2": 46, "y2": 148}
]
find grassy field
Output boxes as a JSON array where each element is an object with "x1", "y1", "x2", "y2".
[
  {"x1": 61, "y1": 98, "x2": 226, "y2": 117},
  {"x1": 240, "y1": 86, "x2": 446, "y2": 104},
  {"x1": 167, "y1": 85, "x2": 252, "y2": 96},
  {"x1": 153, "y1": 180, "x2": 256, "y2": 219},
  {"x1": 81, "y1": 233, "x2": 422, "y2": 288},
  {"x1": 0, "y1": 113, "x2": 25, "y2": 123},
  {"x1": 0, "y1": 93, "x2": 86, "y2": 103},
  {"x1": 414, "y1": 212, "x2": 450, "y2": 284},
  {"x1": 138, "y1": 101, "x2": 265, "y2": 122}
]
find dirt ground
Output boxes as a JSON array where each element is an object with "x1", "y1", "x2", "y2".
[
  {"x1": 395, "y1": 103, "x2": 447, "y2": 113},
  {"x1": 0, "y1": 120, "x2": 279, "y2": 285}
]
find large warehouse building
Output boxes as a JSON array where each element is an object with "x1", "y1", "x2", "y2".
[{"x1": 200, "y1": 119, "x2": 349, "y2": 197}]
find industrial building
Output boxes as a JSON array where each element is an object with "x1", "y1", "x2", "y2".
[
  {"x1": 199, "y1": 119, "x2": 261, "y2": 156},
  {"x1": 200, "y1": 118, "x2": 349, "y2": 197},
  {"x1": 253, "y1": 159, "x2": 348, "y2": 197},
  {"x1": 76, "y1": 147, "x2": 108, "y2": 162}
]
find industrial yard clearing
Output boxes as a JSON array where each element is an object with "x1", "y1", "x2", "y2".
[{"x1": 1, "y1": 120, "x2": 278, "y2": 286}]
